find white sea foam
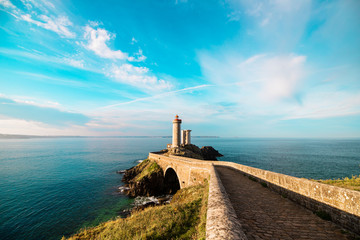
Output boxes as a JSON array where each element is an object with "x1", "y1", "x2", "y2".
[
  {"x1": 134, "y1": 196, "x2": 159, "y2": 206},
  {"x1": 118, "y1": 186, "x2": 130, "y2": 193}
]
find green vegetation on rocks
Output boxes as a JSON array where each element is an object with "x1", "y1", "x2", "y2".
[
  {"x1": 63, "y1": 183, "x2": 208, "y2": 240},
  {"x1": 122, "y1": 159, "x2": 166, "y2": 197},
  {"x1": 315, "y1": 175, "x2": 360, "y2": 191},
  {"x1": 135, "y1": 161, "x2": 162, "y2": 181}
]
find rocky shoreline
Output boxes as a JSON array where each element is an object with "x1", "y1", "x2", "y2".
[
  {"x1": 116, "y1": 159, "x2": 171, "y2": 215},
  {"x1": 121, "y1": 159, "x2": 167, "y2": 197},
  {"x1": 117, "y1": 145, "x2": 223, "y2": 215}
]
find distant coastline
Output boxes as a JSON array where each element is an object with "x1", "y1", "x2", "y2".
[{"x1": 0, "y1": 134, "x2": 220, "y2": 139}]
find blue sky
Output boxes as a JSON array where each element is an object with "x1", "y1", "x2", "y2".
[{"x1": 0, "y1": 0, "x2": 359, "y2": 137}]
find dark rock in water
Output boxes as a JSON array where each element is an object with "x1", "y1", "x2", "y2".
[{"x1": 200, "y1": 146, "x2": 223, "y2": 160}]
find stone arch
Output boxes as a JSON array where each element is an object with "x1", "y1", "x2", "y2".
[{"x1": 164, "y1": 167, "x2": 181, "y2": 194}]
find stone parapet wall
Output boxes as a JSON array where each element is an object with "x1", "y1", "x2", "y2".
[
  {"x1": 148, "y1": 153, "x2": 360, "y2": 235},
  {"x1": 213, "y1": 161, "x2": 360, "y2": 234},
  {"x1": 206, "y1": 164, "x2": 247, "y2": 240}
]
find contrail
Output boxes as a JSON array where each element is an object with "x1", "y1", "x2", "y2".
[{"x1": 98, "y1": 84, "x2": 214, "y2": 109}]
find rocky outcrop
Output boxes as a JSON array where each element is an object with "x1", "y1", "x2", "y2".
[
  {"x1": 165, "y1": 144, "x2": 223, "y2": 160},
  {"x1": 200, "y1": 146, "x2": 224, "y2": 160},
  {"x1": 125, "y1": 170, "x2": 165, "y2": 197},
  {"x1": 122, "y1": 159, "x2": 166, "y2": 197}
]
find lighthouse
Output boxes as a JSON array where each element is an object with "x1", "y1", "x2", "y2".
[{"x1": 172, "y1": 115, "x2": 182, "y2": 148}]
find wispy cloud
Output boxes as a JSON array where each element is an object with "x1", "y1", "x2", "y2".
[
  {"x1": 0, "y1": 0, "x2": 15, "y2": 8},
  {"x1": 0, "y1": 48, "x2": 96, "y2": 71},
  {"x1": 108, "y1": 63, "x2": 172, "y2": 91},
  {"x1": 0, "y1": 96, "x2": 90, "y2": 126},
  {"x1": 283, "y1": 91, "x2": 360, "y2": 120},
  {"x1": 1, "y1": 1, "x2": 164, "y2": 95},
  {"x1": 0, "y1": 117, "x2": 100, "y2": 136},
  {"x1": 128, "y1": 49, "x2": 147, "y2": 62},
  {"x1": 226, "y1": 0, "x2": 311, "y2": 50},
  {"x1": 131, "y1": 37, "x2": 138, "y2": 44},
  {"x1": 63, "y1": 58, "x2": 84, "y2": 68},
  {"x1": 1, "y1": 0, "x2": 75, "y2": 38},
  {"x1": 21, "y1": 14, "x2": 75, "y2": 38},
  {"x1": 83, "y1": 25, "x2": 128, "y2": 60},
  {"x1": 100, "y1": 84, "x2": 212, "y2": 109},
  {"x1": 200, "y1": 52, "x2": 306, "y2": 102}
]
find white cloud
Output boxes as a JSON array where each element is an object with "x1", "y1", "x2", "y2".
[
  {"x1": 84, "y1": 25, "x2": 128, "y2": 60},
  {"x1": 200, "y1": 52, "x2": 306, "y2": 102},
  {"x1": 131, "y1": 37, "x2": 137, "y2": 44},
  {"x1": 0, "y1": 118, "x2": 96, "y2": 136},
  {"x1": 21, "y1": 14, "x2": 75, "y2": 38},
  {"x1": 226, "y1": 0, "x2": 311, "y2": 49},
  {"x1": 109, "y1": 63, "x2": 172, "y2": 91},
  {"x1": 2, "y1": 94, "x2": 63, "y2": 110},
  {"x1": 284, "y1": 91, "x2": 360, "y2": 120},
  {"x1": 128, "y1": 49, "x2": 147, "y2": 62},
  {"x1": 63, "y1": 58, "x2": 84, "y2": 68},
  {"x1": 1, "y1": 0, "x2": 75, "y2": 38},
  {"x1": 0, "y1": 0, "x2": 15, "y2": 8},
  {"x1": 88, "y1": 20, "x2": 101, "y2": 27},
  {"x1": 256, "y1": 55, "x2": 306, "y2": 101}
]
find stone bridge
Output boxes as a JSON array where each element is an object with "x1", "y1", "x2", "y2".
[
  {"x1": 148, "y1": 152, "x2": 360, "y2": 240},
  {"x1": 149, "y1": 152, "x2": 214, "y2": 189}
]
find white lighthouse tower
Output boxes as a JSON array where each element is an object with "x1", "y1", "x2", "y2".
[{"x1": 172, "y1": 115, "x2": 182, "y2": 148}]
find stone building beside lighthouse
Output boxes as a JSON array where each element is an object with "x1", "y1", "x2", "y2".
[{"x1": 182, "y1": 130, "x2": 191, "y2": 145}]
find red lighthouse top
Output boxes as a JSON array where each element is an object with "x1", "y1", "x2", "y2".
[{"x1": 173, "y1": 114, "x2": 182, "y2": 122}]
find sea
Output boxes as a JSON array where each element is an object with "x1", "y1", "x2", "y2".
[{"x1": 0, "y1": 137, "x2": 359, "y2": 240}]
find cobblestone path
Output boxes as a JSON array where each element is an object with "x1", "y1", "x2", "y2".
[{"x1": 216, "y1": 166, "x2": 352, "y2": 240}]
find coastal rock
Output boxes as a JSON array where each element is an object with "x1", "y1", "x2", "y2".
[
  {"x1": 125, "y1": 170, "x2": 165, "y2": 197},
  {"x1": 164, "y1": 144, "x2": 223, "y2": 160},
  {"x1": 200, "y1": 146, "x2": 223, "y2": 160},
  {"x1": 122, "y1": 166, "x2": 140, "y2": 183},
  {"x1": 122, "y1": 159, "x2": 166, "y2": 197}
]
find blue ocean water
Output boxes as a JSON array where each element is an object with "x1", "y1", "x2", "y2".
[{"x1": 0, "y1": 137, "x2": 359, "y2": 240}]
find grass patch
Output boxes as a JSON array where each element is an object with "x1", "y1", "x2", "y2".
[
  {"x1": 135, "y1": 161, "x2": 162, "y2": 181},
  {"x1": 63, "y1": 183, "x2": 208, "y2": 240},
  {"x1": 315, "y1": 210, "x2": 332, "y2": 221},
  {"x1": 260, "y1": 182, "x2": 268, "y2": 188},
  {"x1": 315, "y1": 175, "x2": 360, "y2": 191}
]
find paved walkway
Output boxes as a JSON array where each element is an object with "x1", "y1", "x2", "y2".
[{"x1": 216, "y1": 166, "x2": 352, "y2": 240}]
